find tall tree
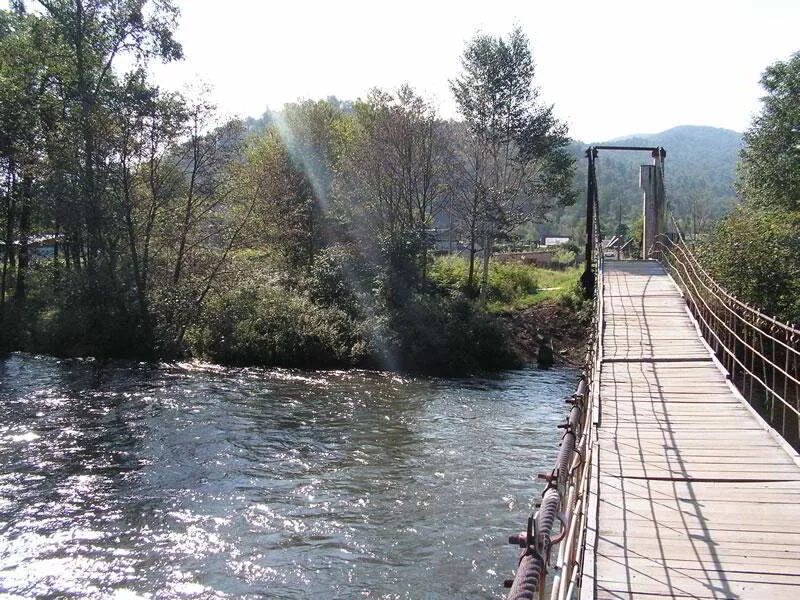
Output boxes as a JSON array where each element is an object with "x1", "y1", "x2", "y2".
[
  {"x1": 449, "y1": 27, "x2": 574, "y2": 296},
  {"x1": 738, "y1": 51, "x2": 800, "y2": 212},
  {"x1": 0, "y1": 6, "x2": 59, "y2": 322},
  {"x1": 341, "y1": 86, "x2": 446, "y2": 303},
  {"x1": 35, "y1": 0, "x2": 182, "y2": 279},
  {"x1": 703, "y1": 50, "x2": 800, "y2": 324}
]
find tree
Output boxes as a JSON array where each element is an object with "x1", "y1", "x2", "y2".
[
  {"x1": 340, "y1": 86, "x2": 446, "y2": 303},
  {"x1": 0, "y1": 6, "x2": 62, "y2": 327},
  {"x1": 35, "y1": 0, "x2": 182, "y2": 284},
  {"x1": 702, "y1": 51, "x2": 800, "y2": 324},
  {"x1": 237, "y1": 100, "x2": 354, "y2": 274},
  {"x1": 113, "y1": 80, "x2": 186, "y2": 342},
  {"x1": 701, "y1": 207, "x2": 800, "y2": 323},
  {"x1": 738, "y1": 51, "x2": 800, "y2": 212},
  {"x1": 449, "y1": 27, "x2": 574, "y2": 297}
]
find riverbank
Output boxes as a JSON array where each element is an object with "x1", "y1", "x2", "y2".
[
  {"x1": 2, "y1": 258, "x2": 590, "y2": 375},
  {"x1": 500, "y1": 296, "x2": 592, "y2": 368}
]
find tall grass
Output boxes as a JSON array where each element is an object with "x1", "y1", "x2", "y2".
[{"x1": 429, "y1": 255, "x2": 582, "y2": 312}]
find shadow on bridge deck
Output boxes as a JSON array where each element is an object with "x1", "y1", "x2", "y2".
[{"x1": 583, "y1": 260, "x2": 800, "y2": 600}]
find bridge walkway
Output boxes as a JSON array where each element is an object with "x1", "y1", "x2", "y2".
[{"x1": 583, "y1": 260, "x2": 800, "y2": 599}]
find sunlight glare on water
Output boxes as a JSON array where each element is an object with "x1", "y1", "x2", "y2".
[{"x1": 0, "y1": 353, "x2": 573, "y2": 599}]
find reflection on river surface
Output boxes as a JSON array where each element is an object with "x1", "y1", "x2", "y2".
[{"x1": 0, "y1": 353, "x2": 573, "y2": 599}]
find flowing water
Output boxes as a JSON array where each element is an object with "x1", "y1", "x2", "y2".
[{"x1": 0, "y1": 353, "x2": 574, "y2": 599}]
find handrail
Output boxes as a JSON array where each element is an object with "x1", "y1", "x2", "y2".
[
  {"x1": 504, "y1": 310, "x2": 596, "y2": 600},
  {"x1": 656, "y1": 235, "x2": 800, "y2": 443},
  {"x1": 663, "y1": 238, "x2": 800, "y2": 359},
  {"x1": 503, "y1": 194, "x2": 603, "y2": 600},
  {"x1": 659, "y1": 239, "x2": 800, "y2": 384}
]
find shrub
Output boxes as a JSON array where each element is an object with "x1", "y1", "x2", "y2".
[
  {"x1": 487, "y1": 261, "x2": 539, "y2": 302},
  {"x1": 387, "y1": 293, "x2": 520, "y2": 373},
  {"x1": 699, "y1": 206, "x2": 800, "y2": 323},
  {"x1": 307, "y1": 243, "x2": 363, "y2": 315},
  {"x1": 428, "y1": 254, "x2": 470, "y2": 292},
  {"x1": 15, "y1": 263, "x2": 147, "y2": 358},
  {"x1": 190, "y1": 285, "x2": 368, "y2": 367}
]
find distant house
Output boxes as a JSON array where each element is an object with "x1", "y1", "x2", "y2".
[
  {"x1": 543, "y1": 236, "x2": 570, "y2": 246},
  {"x1": 429, "y1": 227, "x2": 461, "y2": 253},
  {"x1": 0, "y1": 233, "x2": 63, "y2": 260}
]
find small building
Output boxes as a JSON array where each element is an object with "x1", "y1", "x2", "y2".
[
  {"x1": 543, "y1": 236, "x2": 570, "y2": 247},
  {"x1": 0, "y1": 233, "x2": 63, "y2": 260}
]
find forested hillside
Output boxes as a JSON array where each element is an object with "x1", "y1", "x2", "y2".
[{"x1": 539, "y1": 126, "x2": 743, "y2": 240}]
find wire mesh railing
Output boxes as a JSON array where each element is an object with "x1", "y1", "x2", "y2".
[{"x1": 656, "y1": 234, "x2": 800, "y2": 447}]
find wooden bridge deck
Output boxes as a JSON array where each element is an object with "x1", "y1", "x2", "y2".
[{"x1": 583, "y1": 260, "x2": 800, "y2": 599}]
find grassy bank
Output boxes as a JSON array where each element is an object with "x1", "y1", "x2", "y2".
[
  {"x1": 429, "y1": 256, "x2": 591, "y2": 366},
  {"x1": 429, "y1": 255, "x2": 584, "y2": 310}
]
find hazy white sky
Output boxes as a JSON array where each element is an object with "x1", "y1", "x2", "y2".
[{"x1": 11, "y1": 0, "x2": 800, "y2": 140}]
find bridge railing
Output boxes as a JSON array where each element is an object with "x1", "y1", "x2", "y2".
[
  {"x1": 504, "y1": 319, "x2": 598, "y2": 600},
  {"x1": 503, "y1": 198, "x2": 603, "y2": 600},
  {"x1": 656, "y1": 234, "x2": 800, "y2": 447}
]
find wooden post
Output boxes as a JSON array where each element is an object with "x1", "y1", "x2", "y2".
[
  {"x1": 654, "y1": 148, "x2": 667, "y2": 256},
  {"x1": 640, "y1": 148, "x2": 667, "y2": 259}
]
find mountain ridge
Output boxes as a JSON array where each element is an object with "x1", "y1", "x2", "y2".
[
  {"x1": 539, "y1": 125, "x2": 744, "y2": 239},
  {"x1": 592, "y1": 124, "x2": 742, "y2": 146}
]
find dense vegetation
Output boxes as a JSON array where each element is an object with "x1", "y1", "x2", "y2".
[
  {"x1": 700, "y1": 51, "x2": 800, "y2": 324},
  {"x1": 0, "y1": 2, "x2": 577, "y2": 373}
]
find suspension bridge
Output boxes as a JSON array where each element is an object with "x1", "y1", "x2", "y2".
[{"x1": 504, "y1": 146, "x2": 800, "y2": 599}]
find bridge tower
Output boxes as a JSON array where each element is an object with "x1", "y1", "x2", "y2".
[
  {"x1": 640, "y1": 147, "x2": 667, "y2": 258},
  {"x1": 582, "y1": 145, "x2": 667, "y2": 295}
]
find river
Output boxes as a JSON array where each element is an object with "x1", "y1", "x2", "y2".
[{"x1": 0, "y1": 353, "x2": 574, "y2": 599}]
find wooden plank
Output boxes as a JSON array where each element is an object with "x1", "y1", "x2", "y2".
[{"x1": 588, "y1": 260, "x2": 800, "y2": 599}]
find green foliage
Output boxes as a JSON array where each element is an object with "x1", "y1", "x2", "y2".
[
  {"x1": 190, "y1": 285, "x2": 366, "y2": 368},
  {"x1": 488, "y1": 266, "x2": 584, "y2": 312},
  {"x1": 374, "y1": 229, "x2": 431, "y2": 306},
  {"x1": 700, "y1": 53, "x2": 800, "y2": 325},
  {"x1": 429, "y1": 255, "x2": 539, "y2": 302},
  {"x1": 307, "y1": 243, "x2": 362, "y2": 315},
  {"x1": 186, "y1": 270, "x2": 521, "y2": 374},
  {"x1": 448, "y1": 26, "x2": 576, "y2": 288},
  {"x1": 0, "y1": 5, "x2": 581, "y2": 374},
  {"x1": 488, "y1": 262, "x2": 540, "y2": 302},
  {"x1": 553, "y1": 245, "x2": 578, "y2": 268},
  {"x1": 385, "y1": 293, "x2": 520, "y2": 374},
  {"x1": 9, "y1": 263, "x2": 148, "y2": 357},
  {"x1": 738, "y1": 52, "x2": 800, "y2": 212},
  {"x1": 700, "y1": 206, "x2": 800, "y2": 324},
  {"x1": 429, "y1": 255, "x2": 583, "y2": 313}
]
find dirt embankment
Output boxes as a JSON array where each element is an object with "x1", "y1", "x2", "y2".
[{"x1": 500, "y1": 299, "x2": 592, "y2": 368}]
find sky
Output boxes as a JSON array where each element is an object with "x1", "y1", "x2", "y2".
[{"x1": 9, "y1": 0, "x2": 800, "y2": 141}]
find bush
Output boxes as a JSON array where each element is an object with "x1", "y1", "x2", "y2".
[
  {"x1": 190, "y1": 285, "x2": 368, "y2": 367},
  {"x1": 386, "y1": 293, "x2": 520, "y2": 374},
  {"x1": 553, "y1": 249, "x2": 577, "y2": 267},
  {"x1": 488, "y1": 261, "x2": 539, "y2": 302},
  {"x1": 307, "y1": 243, "x2": 363, "y2": 315},
  {"x1": 699, "y1": 206, "x2": 800, "y2": 323},
  {"x1": 12, "y1": 263, "x2": 147, "y2": 358}
]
